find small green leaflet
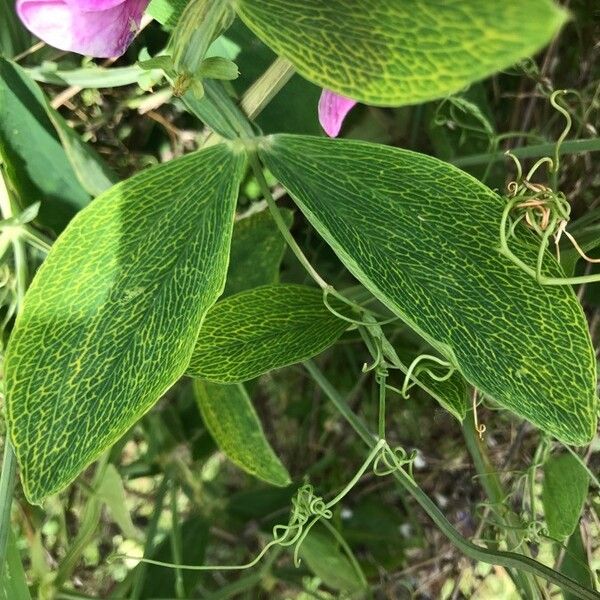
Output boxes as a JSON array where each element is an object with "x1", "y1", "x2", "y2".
[
  {"x1": 224, "y1": 208, "x2": 292, "y2": 297},
  {"x1": 259, "y1": 134, "x2": 597, "y2": 444},
  {"x1": 542, "y1": 453, "x2": 589, "y2": 540},
  {"x1": 193, "y1": 380, "x2": 291, "y2": 486},
  {"x1": 6, "y1": 143, "x2": 246, "y2": 503},
  {"x1": 234, "y1": 0, "x2": 566, "y2": 105},
  {"x1": 187, "y1": 285, "x2": 350, "y2": 382}
]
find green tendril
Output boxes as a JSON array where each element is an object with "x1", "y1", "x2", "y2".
[
  {"x1": 400, "y1": 353, "x2": 454, "y2": 399},
  {"x1": 110, "y1": 439, "x2": 420, "y2": 576},
  {"x1": 498, "y1": 90, "x2": 600, "y2": 285}
]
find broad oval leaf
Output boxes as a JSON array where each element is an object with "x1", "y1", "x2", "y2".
[
  {"x1": 6, "y1": 143, "x2": 245, "y2": 503},
  {"x1": 259, "y1": 134, "x2": 597, "y2": 444},
  {"x1": 542, "y1": 453, "x2": 589, "y2": 540},
  {"x1": 187, "y1": 284, "x2": 349, "y2": 382},
  {"x1": 193, "y1": 380, "x2": 291, "y2": 486},
  {"x1": 234, "y1": 0, "x2": 566, "y2": 106}
]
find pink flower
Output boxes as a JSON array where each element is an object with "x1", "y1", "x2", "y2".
[
  {"x1": 318, "y1": 89, "x2": 358, "y2": 138},
  {"x1": 16, "y1": 0, "x2": 149, "y2": 58}
]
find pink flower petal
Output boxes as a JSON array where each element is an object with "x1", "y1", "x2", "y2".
[
  {"x1": 70, "y1": 0, "x2": 129, "y2": 11},
  {"x1": 17, "y1": 0, "x2": 149, "y2": 58},
  {"x1": 318, "y1": 89, "x2": 357, "y2": 137}
]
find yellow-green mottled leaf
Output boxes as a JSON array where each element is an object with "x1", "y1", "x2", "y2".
[
  {"x1": 542, "y1": 453, "x2": 589, "y2": 540},
  {"x1": 187, "y1": 284, "x2": 349, "y2": 382},
  {"x1": 224, "y1": 208, "x2": 292, "y2": 297},
  {"x1": 234, "y1": 0, "x2": 567, "y2": 106},
  {"x1": 193, "y1": 380, "x2": 290, "y2": 486},
  {"x1": 259, "y1": 134, "x2": 597, "y2": 444},
  {"x1": 6, "y1": 143, "x2": 246, "y2": 503}
]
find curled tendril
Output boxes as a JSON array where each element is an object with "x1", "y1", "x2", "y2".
[
  {"x1": 372, "y1": 445, "x2": 417, "y2": 479},
  {"x1": 472, "y1": 389, "x2": 486, "y2": 440},
  {"x1": 400, "y1": 354, "x2": 454, "y2": 399},
  {"x1": 499, "y1": 90, "x2": 600, "y2": 285},
  {"x1": 111, "y1": 439, "x2": 418, "y2": 575}
]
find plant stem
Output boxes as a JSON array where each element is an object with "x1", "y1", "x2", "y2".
[
  {"x1": 452, "y1": 137, "x2": 600, "y2": 168},
  {"x1": 54, "y1": 456, "x2": 109, "y2": 588},
  {"x1": 462, "y1": 408, "x2": 542, "y2": 600},
  {"x1": 0, "y1": 169, "x2": 25, "y2": 584},
  {"x1": 240, "y1": 57, "x2": 295, "y2": 120},
  {"x1": 304, "y1": 361, "x2": 600, "y2": 600},
  {"x1": 129, "y1": 476, "x2": 169, "y2": 599},
  {"x1": 169, "y1": 480, "x2": 185, "y2": 599},
  {"x1": 248, "y1": 153, "x2": 330, "y2": 290},
  {"x1": 0, "y1": 443, "x2": 17, "y2": 579}
]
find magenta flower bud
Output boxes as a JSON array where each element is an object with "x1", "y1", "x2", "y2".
[
  {"x1": 16, "y1": 0, "x2": 149, "y2": 58},
  {"x1": 318, "y1": 89, "x2": 357, "y2": 138}
]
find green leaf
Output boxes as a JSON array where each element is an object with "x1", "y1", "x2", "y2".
[
  {"x1": 224, "y1": 208, "x2": 292, "y2": 297},
  {"x1": 0, "y1": 58, "x2": 90, "y2": 231},
  {"x1": 193, "y1": 380, "x2": 291, "y2": 486},
  {"x1": 561, "y1": 525, "x2": 595, "y2": 600},
  {"x1": 40, "y1": 96, "x2": 118, "y2": 198},
  {"x1": 187, "y1": 285, "x2": 349, "y2": 382},
  {"x1": 258, "y1": 134, "x2": 597, "y2": 444},
  {"x1": 299, "y1": 524, "x2": 365, "y2": 593},
  {"x1": 183, "y1": 80, "x2": 253, "y2": 139},
  {"x1": 148, "y1": 0, "x2": 190, "y2": 29},
  {"x1": 6, "y1": 143, "x2": 246, "y2": 503},
  {"x1": 234, "y1": 0, "x2": 567, "y2": 105},
  {"x1": 0, "y1": 0, "x2": 31, "y2": 58},
  {"x1": 1, "y1": 530, "x2": 31, "y2": 600},
  {"x1": 95, "y1": 465, "x2": 140, "y2": 539},
  {"x1": 199, "y1": 56, "x2": 239, "y2": 80},
  {"x1": 542, "y1": 453, "x2": 589, "y2": 540}
]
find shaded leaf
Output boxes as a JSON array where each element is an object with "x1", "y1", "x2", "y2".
[
  {"x1": 0, "y1": 0, "x2": 31, "y2": 58},
  {"x1": 1, "y1": 530, "x2": 31, "y2": 600},
  {"x1": 96, "y1": 465, "x2": 140, "y2": 539},
  {"x1": 259, "y1": 134, "x2": 597, "y2": 444},
  {"x1": 299, "y1": 524, "x2": 365, "y2": 593},
  {"x1": 224, "y1": 208, "x2": 292, "y2": 297},
  {"x1": 561, "y1": 525, "x2": 595, "y2": 600},
  {"x1": 193, "y1": 380, "x2": 291, "y2": 486},
  {"x1": 187, "y1": 285, "x2": 349, "y2": 382},
  {"x1": 6, "y1": 143, "x2": 245, "y2": 503},
  {"x1": 542, "y1": 453, "x2": 589, "y2": 540},
  {"x1": 148, "y1": 0, "x2": 190, "y2": 29},
  {"x1": 0, "y1": 58, "x2": 90, "y2": 231},
  {"x1": 42, "y1": 103, "x2": 117, "y2": 197},
  {"x1": 235, "y1": 0, "x2": 566, "y2": 105}
]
